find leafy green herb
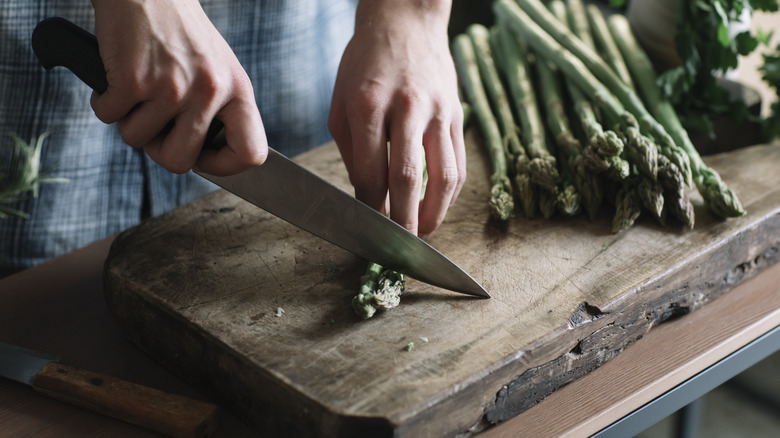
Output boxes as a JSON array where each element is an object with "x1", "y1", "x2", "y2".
[
  {"x1": 760, "y1": 43, "x2": 780, "y2": 139},
  {"x1": 658, "y1": 0, "x2": 779, "y2": 140},
  {"x1": 0, "y1": 131, "x2": 68, "y2": 219}
]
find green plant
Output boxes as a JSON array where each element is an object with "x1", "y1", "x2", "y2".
[
  {"x1": 760, "y1": 43, "x2": 780, "y2": 138},
  {"x1": 657, "y1": 0, "x2": 780, "y2": 139},
  {"x1": 0, "y1": 131, "x2": 68, "y2": 219}
]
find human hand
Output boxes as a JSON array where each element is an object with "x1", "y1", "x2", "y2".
[
  {"x1": 89, "y1": 0, "x2": 267, "y2": 176},
  {"x1": 328, "y1": 0, "x2": 466, "y2": 237}
]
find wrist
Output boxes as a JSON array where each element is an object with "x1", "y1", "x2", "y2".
[{"x1": 355, "y1": 0, "x2": 453, "y2": 34}]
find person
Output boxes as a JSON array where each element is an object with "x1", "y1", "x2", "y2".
[{"x1": 0, "y1": 0, "x2": 466, "y2": 274}]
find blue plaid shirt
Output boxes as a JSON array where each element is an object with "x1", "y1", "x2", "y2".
[{"x1": 0, "y1": 1, "x2": 356, "y2": 270}]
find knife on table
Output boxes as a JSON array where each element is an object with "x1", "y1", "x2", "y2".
[
  {"x1": 31, "y1": 17, "x2": 489, "y2": 298},
  {"x1": 0, "y1": 340, "x2": 219, "y2": 438}
]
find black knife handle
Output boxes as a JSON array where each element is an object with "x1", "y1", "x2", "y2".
[{"x1": 31, "y1": 17, "x2": 224, "y2": 150}]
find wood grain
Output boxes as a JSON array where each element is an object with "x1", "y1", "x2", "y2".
[{"x1": 103, "y1": 133, "x2": 780, "y2": 437}]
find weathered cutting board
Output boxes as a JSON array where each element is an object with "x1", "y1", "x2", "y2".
[{"x1": 103, "y1": 129, "x2": 780, "y2": 437}]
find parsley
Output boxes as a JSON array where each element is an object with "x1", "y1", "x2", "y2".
[{"x1": 658, "y1": 0, "x2": 780, "y2": 140}]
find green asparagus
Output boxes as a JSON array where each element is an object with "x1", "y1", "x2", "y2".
[
  {"x1": 452, "y1": 34, "x2": 514, "y2": 221},
  {"x1": 496, "y1": 0, "x2": 690, "y2": 186},
  {"x1": 612, "y1": 183, "x2": 641, "y2": 233},
  {"x1": 467, "y1": 24, "x2": 524, "y2": 171},
  {"x1": 493, "y1": 24, "x2": 542, "y2": 218},
  {"x1": 489, "y1": 25, "x2": 539, "y2": 219},
  {"x1": 657, "y1": 155, "x2": 695, "y2": 229},
  {"x1": 607, "y1": 14, "x2": 744, "y2": 218},
  {"x1": 352, "y1": 262, "x2": 405, "y2": 319},
  {"x1": 585, "y1": 3, "x2": 633, "y2": 88}
]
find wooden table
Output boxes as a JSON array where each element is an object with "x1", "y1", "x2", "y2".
[{"x1": 1, "y1": 233, "x2": 779, "y2": 437}]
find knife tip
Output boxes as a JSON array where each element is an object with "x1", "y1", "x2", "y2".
[{"x1": 460, "y1": 283, "x2": 491, "y2": 298}]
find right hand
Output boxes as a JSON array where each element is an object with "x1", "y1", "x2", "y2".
[{"x1": 89, "y1": 0, "x2": 267, "y2": 176}]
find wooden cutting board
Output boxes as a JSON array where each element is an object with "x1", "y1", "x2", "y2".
[{"x1": 103, "y1": 130, "x2": 780, "y2": 437}]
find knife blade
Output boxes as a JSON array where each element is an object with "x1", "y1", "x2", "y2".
[
  {"x1": 0, "y1": 340, "x2": 219, "y2": 438},
  {"x1": 31, "y1": 17, "x2": 489, "y2": 298}
]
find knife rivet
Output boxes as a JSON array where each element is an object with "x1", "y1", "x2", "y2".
[{"x1": 90, "y1": 377, "x2": 104, "y2": 386}]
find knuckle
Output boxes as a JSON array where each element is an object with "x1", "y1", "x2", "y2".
[
  {"x1": 436, "y1": 165, "x2": 462, "y2": 193},
  {"x1": 107, "y1": 66, "x2": 146, "y2": 98},
  {"x1": 192, "y1": 67, "x2": 223, "y2": 102},
  {"x1": 157, "y1": 74, "x2": 187, "y2": 103},
  {"x1": 348, "y1": 88, "x2": 386, "y2": 123},
  {"x1": 393, "y1": 86, "x2": 424, "y2": 114},
  {"x1": 390, "y1": 161, "x2": 421, "y2": 191}
]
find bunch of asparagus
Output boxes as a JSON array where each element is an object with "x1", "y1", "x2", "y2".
[{"x1": 452, "y1": 0, "x2": 745, "y2": 232}]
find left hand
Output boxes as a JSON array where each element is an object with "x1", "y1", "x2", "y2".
[{"x1": 328, "y1": 0, "x2": 466, "y2": 237}]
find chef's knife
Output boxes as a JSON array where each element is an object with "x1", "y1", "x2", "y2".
[
  {"x1": 31, "y1": 17, "x2": 489, "y2": 298},
  {"x1": 0, "y1": 340, "x2": 219, "y2": 438}
]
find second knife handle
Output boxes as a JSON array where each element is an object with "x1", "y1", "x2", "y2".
[{"x1": 32, "y1": 362, "x2": 220, "y2": 438}]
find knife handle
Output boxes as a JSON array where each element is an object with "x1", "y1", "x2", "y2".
[
  {"x1": 31, "y1": 17, "x2": 224, "y2": 149},
  {"x1": 32, "y1": 362, "x2": 220, "y2": 438}
]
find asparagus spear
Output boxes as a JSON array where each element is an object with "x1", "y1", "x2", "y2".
[
  {"x1": 657, "y1": 154, "x2": 695, "y2": 228},
  {"x1": 612, "y1": 183, "x2": 642, "y2": 233},
  {"x1": 547, "y1": 0, "x2": 626, "y2": 183},
  {"x1": 637, "y1": 177, "x2": 665, "y2": 221},
  {"x1": 451, "y1": 34, "x2": 514, "y2": 221},
  {"x1": 462, "y1": 101, "x2": 472, "y2": 127},
  {"x1": 564, "y1": 0, "x2": 595, "y2": 53},
  {"x1": 489, "y1": 26, "x2": 544, "y2": 219},
  {"x1": 512, "y1": 21, "x2": 599, "y2": 220},
  {"x1": 473, "y1": 25, "x2": 559, "y2": 196},
  {"x1": 476, "y1": 24, "x2": 560, "y2": 197},
  {"x1": 561, "y1": 0, "x2": 658, "y2": 184},
  {"x1": 495, "y1": 0, "x2": 691, "y2": 187},
  {"x1": 466, "y1": 24, "x2": 525, "y2": 172},
  {"x1": 607, "y1": 14, "x2": 745, "y2": 218},
  {"x1": 585, "y1": 4, "x2": 633, "y2": 88},
  {"x1": 538, "y1": 187, "x2": 557, "y2": 220},
  {"x1": 621, "y1": 114, "x2": 658, "y2": 182},
  {"x1": 352, "y1": 262, "x2": 405, "y2": 319},
  {"x1": 556, "y1": 182, "x2": 582, "y2": 217},
  {"x1": 492, "y1": 25, "x2": 540, "y2": 218},
  {"x1": 555, "y1": 0, "x2": 657, "y2": 227}
]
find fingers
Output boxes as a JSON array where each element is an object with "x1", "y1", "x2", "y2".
[
  {"x1": 332, "y1": 89, "x2": 390, "y2": 216},
  {"x1": 387, "y1": 98, "x2": 425, "y2": 235},
  {"x1": 90, "y1": 86, "x2": 140, "y2": 126},
  {"x1": 334, "y1": 92, "x2": 466, "y2": 237},
  {"x1": 142, "y1": 107, "x2": 216, "y2": 174},
  {"x1": 195, "y1": 94, "x2": 268, "y2": 176},
  {"x1": 417, "y1": 109, "x2": 466, "y2": 236},
  {"x1": 91, "y1": 63, "x2": 266, "y2": 175},
  {"x1": 88, "y1": 0, "x2": 266, "y2": 177}
]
